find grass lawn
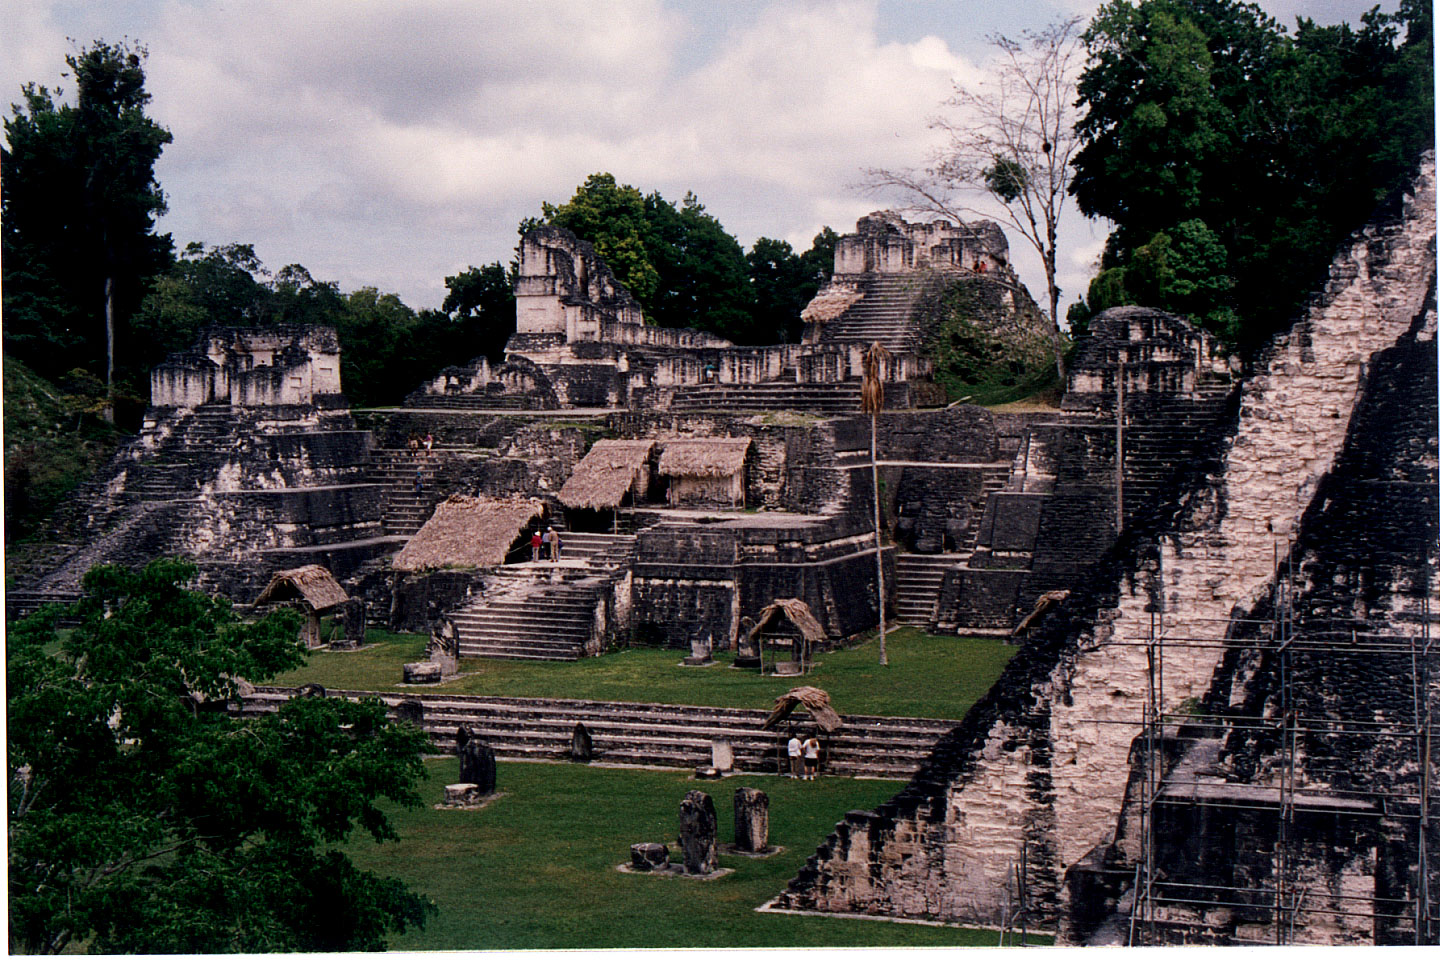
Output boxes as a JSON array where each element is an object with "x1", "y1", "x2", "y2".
[
  {"x1": 275, "y1": 627, "x2": 1015, "y2": 720},
  {"x1": 344, "y1": 758, "x2": 1043, "y2": 949}
]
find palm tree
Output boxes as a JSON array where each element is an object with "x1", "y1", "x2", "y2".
[{"x1": 861, "y1": 341, "x2": 891, "y2": 665}]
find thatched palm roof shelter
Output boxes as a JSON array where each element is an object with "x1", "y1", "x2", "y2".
[
  {"x1": 801, "y1": 285, "x2": 864, "y2": 324},
  {"x1": 559, "y1": 439, "x2": 654, "y2": 510},
  {"x1": 658, "y1": 438, "x2": 753, "y2": 478},
  {"x1": 745, "y1": 598, "x2": 826, "y2": 648},
  {"x1": 392, "y1": 495, "x2": 546, "y2": 572},
  {"x1": 255, "y1": 564, "x2": 349, "y2": 649},
  {"x1": 762, "y1": 685, "x2": 843, "y2": 733},
  {"x1": 255, "y1": 564, "x2": 349, "y2": 611}
]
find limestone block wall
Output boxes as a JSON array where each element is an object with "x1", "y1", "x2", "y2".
[{"x1": 774, "y1": 156, "x2": 1436, "y2": 931}]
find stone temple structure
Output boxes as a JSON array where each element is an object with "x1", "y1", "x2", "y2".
[
  {"x1": 8, "y1": 168, "x2": 1435, "y2": 947},
  {"x1": 771, "y1": 155, "x2": 1439, "y2": 946}
]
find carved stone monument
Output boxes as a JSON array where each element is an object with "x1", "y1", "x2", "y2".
[
  {"x1": 456, "y1": 727, "x2": 497, "y2": 796},
  {"x1": 333, "y1": 598, "x2": 366, "y2": 650},
  {"x1": 678, "y1": 790, "x2": 718, "y2": 875},
  {"x1": 426, "y1": 616, "x2": 459, "y2": 676},
  {"x1": 682, "y1": 632, "x2": 713, "y2": 666},
  {"x1": 570, "y1": 722, "x2": 593, "y2": 763},
  {"x1": 395, "y1": 698, "x2": 424, "y2": 726},
  {"x1": 711, "y1": 738, "x2": 735, "y2": 774},
  {"x1": 733, "y1": 787, "x2": 770, "y2": 853}
]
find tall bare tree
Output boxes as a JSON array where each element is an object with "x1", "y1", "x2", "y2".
[
  {"x1": 867, "y1": 16, "x2": 1084, "y2": 381},
  {"x1": 861, "y1": 341, "x2": 891, "y2": 666}
]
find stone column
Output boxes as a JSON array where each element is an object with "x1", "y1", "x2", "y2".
[
  {"x1": 458, "y1": 735, "x2": 497, "y2": 796},
  {"x1": 679, "y1": 790, "x2": 718, "y2": 875},
  {"x1": 734, "y1": 787, "x2": 769, "y2": 853}
]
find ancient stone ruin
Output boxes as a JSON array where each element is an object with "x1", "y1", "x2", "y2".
[
  {"x1": 8, "y1": 167, "x2": 1436, "y2": 945},
  {"x1": 679, "y1": 790, "x2": 719, "y2": 875},
  {"x1": 773, "y1": 156, "x2": 1439, "y2": 946}
]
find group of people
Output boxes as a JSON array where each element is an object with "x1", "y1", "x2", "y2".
[
  {"x1": 406, "y1": 432, "x2": 435, "y2": 457},
  {"x1": 530, "y1": 526, "x2": 562, "y2": 562},
  {"x1": 786, "y1": 734, "x2": 822, "y2": 780}
]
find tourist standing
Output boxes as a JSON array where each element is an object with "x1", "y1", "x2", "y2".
[
  {"x1": 413, "y1": 467, "x2": 423, "y2": 495},
  {"x1": 541, "y1": 527, "x2": 553, "y2": 561},
  {"x1": 531, "y1": 529, "x2": 543, "y2": 562},
  {"x1": 787, "y1": 734, "x2": 803, "y2": 779},
  {"x1": 551, "y1": 528, "x2": 562, "y2": 561},
  {"x1": 803, "y1": 736, "x2": 821, "y2": 780},
  {"x1": 407, "y1": 433, "x2": 419, "y2": 458},
  {"x1": 423, "y1": 432, "x2": 434, "y2": 456}
]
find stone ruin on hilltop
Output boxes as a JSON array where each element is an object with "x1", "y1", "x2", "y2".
[{"x1": 7, "y1": 174, "x2": 1437, "y2": 946}]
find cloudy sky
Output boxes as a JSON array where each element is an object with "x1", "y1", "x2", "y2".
[{"x1": 3, "y1": 0, "x2": 1399, "y2": 316}]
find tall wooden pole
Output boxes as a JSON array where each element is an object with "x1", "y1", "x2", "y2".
[
  {"x1": 862, "y1": 342, "x2": 891, "y2": 666},
  {"x1": 1115, "y1": 357, "x2": 1125, "y2": 534}
]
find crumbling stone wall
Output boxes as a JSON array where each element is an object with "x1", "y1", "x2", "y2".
[{"x1": 774, "y1": 156, "x2": 1437, "y2": 937}]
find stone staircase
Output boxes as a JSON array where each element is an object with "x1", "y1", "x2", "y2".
[
  {"x1": 669, "y1": 381, "x2": 863, "y2": 413},
  {"x1": 1115, "y1": 379, "x2": 1234, "y2": 527},
  {"x1": 240, "y1": 686, "x2": 961, "y2": 779},
  {"x1": 893, "y1": 554, "x2": 964, "y2": 626},
  {"x1": 818, "y1": 275, "x2": 928, "y2": 352},
  {"x1": 5, "y1": 588, "x2": 84, "y2": 623},
  {"x1": 367, "y1": 447, "x2": 445, "y2": 535},
  {"x1": 450, "y1": 537, "x2": 636, "y2": 660}
]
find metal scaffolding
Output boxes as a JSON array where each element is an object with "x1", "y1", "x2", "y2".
[{"x1": 1119, "y1": 549, "x2": 1437, "y2": 945}]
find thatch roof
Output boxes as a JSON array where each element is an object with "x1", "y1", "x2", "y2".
[
  {"x1": 558, "y1": 439, "x2": 654, "y2": 510},
  {"x1": 762, "y1": 685, "x2": 844, "y2": 733},
  {"x1": 658, "y1": 438, "x2": 752, "y2": 478},
  {"x1": 392, "y1": 495, "x2": 546, "y2": 572},
  {"x1": 800, "y1": 285, "x2": 864, "y2": 324},
  {"x1": 745, "y1": 598, "x2": 827, "y2": 649},
  {"x1": 1013, "y1": 589, "x2": 1070, "y2": 636},
  {"x1": 255, "y1": 564, "x2": 349, "y2": 612}
]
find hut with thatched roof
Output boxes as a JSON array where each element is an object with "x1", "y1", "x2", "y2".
[
  {"x1": 392, "y1": 495, "x2": 546, "y2": 572},
  {"x1": 657, "y1": 437, "x2": 752, "y2": 508},
  {"x1": 558, "y1": 439, "x2": 654, "y2": 528},
  {"x1": 762, "y1": 685, "x2": 844, "y2": 733},
  {"x1": 255, "y1": 564, "x2": 350, "y2": 648},
  {"x1": 743, "y1": 598, "x2": 828, "y2": 674}
]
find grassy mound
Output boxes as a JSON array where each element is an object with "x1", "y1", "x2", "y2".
[{"x1": 275, "y1": 627, "x2": 1016, "y2": 720}]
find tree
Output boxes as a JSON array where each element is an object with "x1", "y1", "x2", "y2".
[
  {"x1": 442, "y1": 261, "x2": 518, "y2": 362},
  {"x1": 868, "y1": 17, "x2": 1084, "y2": 380},
  {"x1": 1, "y1": 41, "x2": 174, "y2": 421},
  {"x1": 746, "y1": 228, "x2": 837, "y2": 344},
  {"x1": 527, "y1": 174, "x2": 759, "y2": 342},
  {"x1": 1072, "y1": 0, "x2": 1433, "y2": 349},
  {"x1": 7, "y1": 558, "x2": 435, "y2": 953}
]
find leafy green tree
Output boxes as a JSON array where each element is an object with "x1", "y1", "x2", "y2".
[
  {"x1": 131, "y1": 242, "x2": 273, "y2": 363},
  {"x1": 1, "y1": 41, "x2": 174, "y2": 421},
  {"x1": 745, "y1": 228, "x2": 837, "y2": 343},
  {"x1": 7, "y1": 558, "x2": 435, "y2": 953},
  {"x1": 442, "y1": 261, "x2": 517, "y2": 362},
  {"x1": 1072, "y1": 0, "x2": 1433, "y2": 350},
  {"x1": 528, "y1": 174, "x2": 760, "y2": 342}
]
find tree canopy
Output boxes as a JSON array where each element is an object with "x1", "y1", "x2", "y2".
[
  {"x1": 2, "y1": 41, "x2": 174, "y2": 420},
  {"x1": 1070, "y1": 0, "x2": 1434, "y2": 349},
  {"x1": 526, "y1": 173, "x2": 835, "y2": 345},
  {"x1": 7, "y1": 558, "x2": 435, "y2": 953}
]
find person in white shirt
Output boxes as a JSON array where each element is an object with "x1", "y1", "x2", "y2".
[
  {"x1": 786, "y1": 735, "x2": 803, "y2": 779},
  {"x1": 802, "y1": 736, "x2": 821, "y2": 780}
]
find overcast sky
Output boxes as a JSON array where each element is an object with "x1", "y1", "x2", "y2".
[{"x1": 3, "y1": 0, "x2": 1400, "y2": 317}]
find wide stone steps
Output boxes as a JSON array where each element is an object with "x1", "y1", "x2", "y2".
[
  {"x1": 670, "y1": 382, "x2": 863, "y2": 413},
  {"x1": 894, "y1": 554, "x2": 964, "y2": 625},
  {"x1": 240, "y1": 687, "x2": 960, "y2": 778},
  {"x1": 5, "y1": 589, "x2": 84, "y2": 623}
]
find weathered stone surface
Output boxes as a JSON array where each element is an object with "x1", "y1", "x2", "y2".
[
  {"x1": 630, "y1": 842, "x2": 670, "y2": 871},
  {"x1": 457, "y1": 730, "x2": 496, "y2": 796},
  {"x1": 776, "y1": 157, "x2": 1439, "y2": 942},
  {"x1": 733, "y1": 787, "x2": 769, "y2": 853},
  {"x1": 570, "y1": 722, "x2": 593, "y2": 763},
  {"x1": 711, "y1": 739, "x2": 734, "y2": 773},
  {"x1": 394, "y1": 698, "x2": 424, "y2": 725},
  {"x1": 443, "y1": 783, "x2": 483, "y2": 806},
  {"x1": 678, "y1": 790, "x2": 718, "y2": 875},
  {"x1": 403, "y1": 661, "x2": 442, "y2": 684},
  {"x1": 427, "y1": 616, "x2": 459, "y2": 676},
  {"x1": 334, "y1": 598, "x2": 366, "y2": 649}
]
